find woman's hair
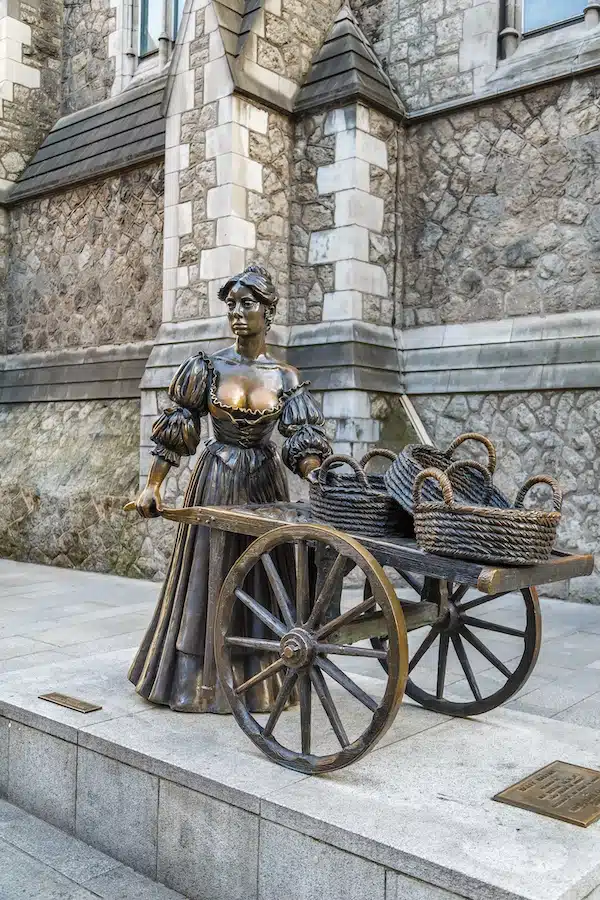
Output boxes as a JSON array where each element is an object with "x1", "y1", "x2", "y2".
[
  {"x1": 218, "y1": 264, "x2": 278, "y2": 331},
  {"x1": 218, "y1": 264, "x2": 278, "y2": 307}
]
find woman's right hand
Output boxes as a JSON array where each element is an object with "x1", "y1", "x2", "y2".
[{"x1": 136, "y1": 485, "x2": 163, "y2": 519}]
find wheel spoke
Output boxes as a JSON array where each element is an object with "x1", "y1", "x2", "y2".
[
  {"x1": 226, "y1": 637, "x2": 282, "y2": 652},
  {"x1": 234, "y1": 657, "x2": 285, "y2": 696},
  {"x1": 408, "y1": 626, "x2": 439, "y2": 674},
  {"x1": 450, "y1": 584, "x2": 470, "y2": 605},
  {"x1": 436, "y1": 632, "x2": 449, "y2": 700},
  {"x1": 461, "y1": 615, "x2": 525, "y2": 638},
  {"x1": 397, "y1": 570, "x2": 424, "y2": 596},
  {"x1": 234, "y1": 588, "x2": 286, "y2": 637},
  {"x1": 457, "y1": 590, "x2": 513, "y2": 612},
  {"x1": 316, "y1": 657, "x2": 378, "y2": 712},
  {"x1": 306, "y1": 553, "x2": 346, "y2": 630},
  {"x1": 309, "y1": 667, "x2": 349, "y2": 748},
  {"x1": 264, "y1": 669, "x2": 298, "y2": 736},
  {"x1": 261, "y1": 553, "x2": 295, "y2": 629},
  {"x1": 299, "y1": 672, "x2": 312, "y2": 755},
  {"x1": 296, "y1": 541, "x2": 310, "y2": 626},
  {"x1": 316, "y1": 595, "x2": 376, "y2": 641},
  {"x1": 316, "y1": 642, "x2": 388, "y2": 660},
  {"x1": 460, "y1": 626, "x2": 512, "y2": 679},
  {"x1": 451, "y1": 634, "x2": 482, "y2": 702}
]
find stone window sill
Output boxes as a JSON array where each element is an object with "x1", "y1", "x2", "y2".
[{"x1": 488, "y1": 18, "x2": 600, "y2": 92}]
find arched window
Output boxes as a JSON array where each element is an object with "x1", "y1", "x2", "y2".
[
  {"x1": 139, "y1": 0, "x2": 184, "y2": 57},
  {"x1": 522, "y1": 0, "x2": 583, "y2": 33}
]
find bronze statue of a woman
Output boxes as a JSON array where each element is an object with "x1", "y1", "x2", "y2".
[{"x1": 129, "y1": 265, "x2": 332, "y2": 712}]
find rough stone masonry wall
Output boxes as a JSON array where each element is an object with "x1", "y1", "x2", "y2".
[
  {"x1": 0, "y1": 0, "x2": 62, "y2": 185},
  {"x1": 0, "y1": 398, "x2": 172, "y2": 579},
  {"x1": 258, "y1": 0, "x2": 340, "y2": 85},
  {"x1": 350, "y1": 0, "x2": 497, "y2": 111},
  {"x1": 61, "y1": 0, "x2": 117, "y2": 114},
  {"x1": 402, "y1": 77, "x2": 600, "y2": 328},
  {"x1": 4, "y1": 163, "x2": 164, "y2": 354},
  {"x1": 412, "y1": 390, "x2": 600, "y2": 600}
]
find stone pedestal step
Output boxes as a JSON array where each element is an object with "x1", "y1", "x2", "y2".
[
  {"x1": 0, "y1": 797, "x2": 184, "y2": 899},
  {"x1": 2, "y1": 643, "x2": 600, "y2": 900}
]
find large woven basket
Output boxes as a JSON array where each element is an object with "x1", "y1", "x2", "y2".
[
  {"x1": 413, "y1": 461, "x2": 563, "y2": 566},
  {"x1": 384, "y1": 432, "x2": 510, "y2": 515},
  {"x1": 309, "y1": 452, "x2": 408, "y2": 538}
]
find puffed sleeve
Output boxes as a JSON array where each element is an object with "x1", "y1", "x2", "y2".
[
  {"x1": 279, "y1": 385, "x2": 332, "y2": 476},
  {"x1": 151, "y1": 354, "x2": 210, "y2": 466}
]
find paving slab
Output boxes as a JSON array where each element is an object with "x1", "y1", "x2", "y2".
[{"x1": 0, "y1": 799, "x2": 185, "y2": 899}]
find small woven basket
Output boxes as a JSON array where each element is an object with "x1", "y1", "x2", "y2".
[
  {"x1": 384, "y1": 432, "x2": 510, "y2": 515},
  {"x1": 413, "y1": 461, "x2": 563, "y2": 566},
  {"x1": 309, "y1": 452, "x2": 406, "y2": 537}
]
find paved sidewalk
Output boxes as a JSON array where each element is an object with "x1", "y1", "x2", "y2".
[
  {"x1": 0, "y1": 559, "x2": 600, "y2": 725},
  {"x1": 0, "y1": 797, "x2": 183, "y2": 899}
]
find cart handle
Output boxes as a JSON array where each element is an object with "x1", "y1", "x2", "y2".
[
  {"x1": 413, "y1": 467, "x2": 455, "y2": 508},
  {"x1": 446, "y1": 432, "x2": 497, "y2": 475},
  {"x1": 514, "y1": 474, "x2": 563, "y2": 513},
  {"x1": 360, "y1": 448, "x2": 397, "y2": 470},
  {"x1": 318, "y1": 454, "x2": 370, "y2": 494},
  {"x1": 445, "y1": 459, "x2": 493, "y2": 505}
]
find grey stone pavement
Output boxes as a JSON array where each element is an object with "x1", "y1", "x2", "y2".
[{"x1": 0, "y1": 795, "x2": 184, "y2": 899}]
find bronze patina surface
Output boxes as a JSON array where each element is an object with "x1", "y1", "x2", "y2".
[
  {"x1": 494, "y1": 760, "x2": 600, "y2": 827},
  {"x1": 39, "y1": 692, "x2": 102, "y2": 713},
  {"x1": 128, "y1": 264, "x2": 332, "y2": 713}
]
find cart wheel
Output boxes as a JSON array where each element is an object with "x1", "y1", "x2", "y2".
[
  {"x1": 369, "y1": 576, "x2": 541, "y2": 717},
  {"x1": 215, "y1": 524, "x2": 408, "y2": 774}
]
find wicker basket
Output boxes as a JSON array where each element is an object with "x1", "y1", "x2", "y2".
[
  {"x1": 413, "y1": 460, "x2": 563, "y2": 566},
  {"x1": 360, "y1": 449, "x2": 414, "y2": 537},
  {"x1": 309, "y1": 452, "x2": 405, "y2": 537},
  {"x1": 384, "y1": 432, "x2": 510, "y2": 515}
]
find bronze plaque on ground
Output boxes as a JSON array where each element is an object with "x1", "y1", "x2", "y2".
[
  {"x1": 494, "y1": 761, "x2": 600, "y2": 827},
  {"x1": 39, "y1": 692, "x2": 102, "y2": 714}
]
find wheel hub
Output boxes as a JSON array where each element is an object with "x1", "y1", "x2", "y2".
[
  {"x1": 280, "y1": 628, "x2": 314, "y2": 669},
  {"x1": 437, "y1": 601, "x2": 461, "y2": 634}
]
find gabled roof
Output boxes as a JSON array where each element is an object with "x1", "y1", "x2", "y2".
[
  {"x1": 9, "y1": 76, "x2": 166, "y2": 204},
  {"x1": 294, "y1": 6, "x2": 404, "y2": 120}
]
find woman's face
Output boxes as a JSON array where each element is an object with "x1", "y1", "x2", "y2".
[{"x1": 226, "y1": 283, "x2": 267, "y2": 337}]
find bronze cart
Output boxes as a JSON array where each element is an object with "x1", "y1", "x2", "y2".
[{"x1": 157, "y1": 501, "x2": 594, "y2": 775}]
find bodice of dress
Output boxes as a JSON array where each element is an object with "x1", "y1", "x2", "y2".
[{"x1": 150, "y1": 351, "x2": 332, "y2": 476}]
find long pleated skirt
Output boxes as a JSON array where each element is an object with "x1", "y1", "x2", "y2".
[{"x1": 128, "y1": 441, "x2": 292, "y2": 712}]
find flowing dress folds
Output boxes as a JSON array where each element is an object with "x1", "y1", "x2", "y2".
[{"x1": 128, "y1": 352, "x2": 332, "y2": 712}]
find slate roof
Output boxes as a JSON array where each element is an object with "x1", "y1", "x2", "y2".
[
  {"x1": 9, "y1": 76, "x2": 167, "y2": 204},
  {"x1": 294, "y1": 6, "x2": 404, "y2": 120}
]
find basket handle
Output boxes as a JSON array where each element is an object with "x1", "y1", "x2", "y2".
[
  {"x1": 445, "y1": 459, "x2": 493, "y2": 505},
  {"x1": 413, "y1": 467, "x2": 455, "y2": 508},
  {"x1": 514, "y1": 475, "x2": 563, "y2": 513},
  {"x1": 446, "y1": 432, "x2": 497, "y2": 475},
  {"x1": 318, "y1": 454, "x2": 370, "y2": 494},
  {"x1": 360, "y1": 448, "x2": 397, "y2": 471}
]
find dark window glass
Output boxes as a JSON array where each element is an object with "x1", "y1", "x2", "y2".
[
  {"x1": 173, "y1": 0, "x2": 184, "y2": 37},
  {"x1": 140, "y1": 0, "x2": 162, "y2": 55}
]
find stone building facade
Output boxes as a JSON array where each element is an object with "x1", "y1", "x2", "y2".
[{"x1": 0, "y1": 0, "x2": 599, "y2": 599}]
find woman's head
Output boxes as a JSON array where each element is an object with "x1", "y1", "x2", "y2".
[{"x1": 218, "y1": 264, "x2": 278, "y2": 336}]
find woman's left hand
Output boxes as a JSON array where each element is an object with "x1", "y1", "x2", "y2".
[{"x1": 299, "y1": 456, "x2": 321, "y2": 479}]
